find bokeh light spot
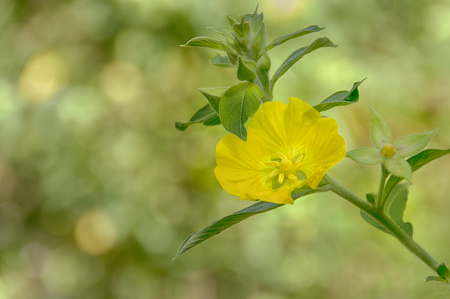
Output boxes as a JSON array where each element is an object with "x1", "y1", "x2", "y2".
[
  {"x1": 18, "y1": 51, "x2": 69, "y2": 104},
  {"x1": 99, "y1": 60, "x2": 144, "y2": 104},
  {"x1": 74, "y1": 210, "x2": 117, "y2": 255}
]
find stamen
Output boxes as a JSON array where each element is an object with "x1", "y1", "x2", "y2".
[
  {"x1": 288, "y1": 174, "x2": 297, "y2": 181},
  {"x1": 278, "y1": 172, "x2": 285, "y2": 184},
  {"x1": 264, "y1": 161, "x2": 280, "y2": 167},
  {"x1": 290, "y1": 146, "x2": 295, "y2": 161},
  {"x1": 269, "y1": 169, "x2": 280, "y2": 178},
  {"x1": 277, "y1": 151, "x2": 289, "y2": 161}
]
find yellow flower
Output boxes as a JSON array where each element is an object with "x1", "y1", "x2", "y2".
[{"x1": 214, "y1": 97, "x2": 346, "y2": 205}]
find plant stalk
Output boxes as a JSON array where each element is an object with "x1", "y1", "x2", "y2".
[{"x1": 323, "y1": 174, "x2": 441, "y2": 275}]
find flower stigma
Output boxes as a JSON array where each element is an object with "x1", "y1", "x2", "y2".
[
  {"x1": 381, "y1": 142, "x2": 396, "y2": 158},
  {"x1": 265, "y1": 148, "x2": 302, "y2": 185}
]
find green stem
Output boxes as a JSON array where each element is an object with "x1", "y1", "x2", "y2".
[
  {"x1": 376, "y1": 164, "x2": 389, "y2": 210},
  {"x1": 323, "y1": 174, "x2": 441, "y2": 275}
]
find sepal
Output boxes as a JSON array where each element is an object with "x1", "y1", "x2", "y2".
[
  {"x1": 369, "y1": 108, "x2": 392, "y2": 148},
  {"x1": 394, "y1": 128, "x2": 439, "y2": 158},
  {"x1": 346, "y1": 147, "x2": 385, "y2": 165}
]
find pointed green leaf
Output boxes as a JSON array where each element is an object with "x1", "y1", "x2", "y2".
[
  {"x1": 361, "y1": 210, "x2": 390, "y2": 234},
  {"x1": 237, "y1": 56, "x2": 257, "y2": 81},
  {"x1": 198, "y1": 87, "x2": 228, "y2": 113},
  {"x1": 232, "y1": 21, "x2": 251, "y2": 40},
  {"x1": 219, "y1": 82, "x2": 263, "y2": 141},
  {"x1": 207, "y1": 27, "x2": 227, "y2": 36},
  {"x1": 313, "y1": 79, "x2": 365, "y2": 112},
  {"x1": 394, "y1": 128, "x2": 439, "y2": 158},
  {"x1": 370, "y1": 107, "x2": 392, "y2": 148},
  {"x1": 384, "y1": 154, "x2": 412, "y2": 182},
  {"x1": 437, "y1": 263, "x2": 450, "y2": 280},
  {"x1": 251, "y1": 12, "x2": 264, "y2": 35},
  {"x1": 181, "y1": 36, "x2": 231, "y2": 52},
  {"x1": 256, "y1": 54, "x2": 271, "y2": 94},
  {"x1": 174, "y1": 187, "x2": 329, "y2": 258},
  {"x1": 251, "y1": 23, "x2": 266, "y2": 59},
  {"x1": 226, "y1": 15, "x2": 238, "y2": 26},
  {"x1": 366, "y1": 193, "x2": 376, "y2": 204},
  {"x1": 210, "y1": 53, "x2": 234, "y2": 67},
  {"x1": 175, "y1": 104, "x2": 220, "y2": 131},
  {"x1": 223, "y1": 29, "x2": 244, "y2": 55},
  {"x1": 262, "y1": 25, "x2": 325, "y2": 54},
  {"x1": 384, "y1": 148, "x2": 450, "y2": 201},
  {"x1": 426, "y1": 276, "x2": 448, "y2": 283},
  {"x1": 271, "y1": 37, "x2": 337, "y2": 86},
  {"x1": 384, "y1": 184, "x2": 413, "y2": 237},
  {"x1": 346, "y1": 147, "x2": 386, "y2": 165}
]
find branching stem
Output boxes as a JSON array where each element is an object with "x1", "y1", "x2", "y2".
[{"x1": 323, "y1": 174, "x2": 441, "y2": 276}]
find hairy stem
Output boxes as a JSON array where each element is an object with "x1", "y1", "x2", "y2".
[
  {"x1": 376, "y1": 164, "x2": 389, "y2": 210},
  {"x1": 323, "y1": 174, "x2": 441, "y2": 275}
]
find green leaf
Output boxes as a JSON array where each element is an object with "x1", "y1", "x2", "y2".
[
  {"x1": 426, "y1": 276, "x2": 448, "y2": 283},
  {"x1": 198, "y1": 87, "x2": 228, "y2": 113},
  {"x1": 181, "y1": 36, "x2": 231, "y2": 52},
  {"x1": 271, "y1": 37, "x2": 337, "y2": 86},
  {"x1": 313, "y1": 79, "x2": 365, "y2": 112},
  {"x1": 360, "y1": 210, "x2": 390, "y2": 234},
  {"x1": 370, "y1": 107, "x2": 392, "y2": 149},
  {"x1": 174, "y1": 187, "x2": 329, "y2": 259},
  {"x1": 223, "y1": 29, "x2": 244, "y2": 55},
  {"x1": 219, "y1": 82, "x2": 263, "y2": 141},
  {"x1": 251, "y1": 23, "x2": 266, "y2": 59},
  {"x1": 437, "y1": 263, "x2": 450, "y2": 280},
  {"x1": 346, "y1": 147, "x2": 386, "y2": 165},
  {"x1": 210, "y1": 53, "x2": 234, "y2": 67},
  {"x1": 232, "y1": 21, "x2": 251, "y2": 42},
  {"x1": 207, "y1": 27, "x2": 227, "y2": 36},
  {"x1": 262, "y1": 25, "x2": 325, "y2": 54},
  {"x1": 384, "y1": 184, "x2": 413, "y2": 237},
  {"x1": 384, "y1": 148, "x2": 450, "y2": 200},
  {"x1": 175, "y1": 104, "x2": 220, "y2": 131},
  {"x1": 237, "y1": 56, "x2": 257, "y2": 81},
  {"x1": 394, "y1": 128, "x2": 439, "y2": 158},
  {"x1": 256, "y1": 54, "x2": 271, "y2": 94},
  {"x1": 366, "y1": 193, "x2": 376, "y2": 204},
  {"x1": 227, "y1": 15, "x2": 238, "y2": 26}
]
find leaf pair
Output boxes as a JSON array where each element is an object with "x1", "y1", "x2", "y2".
[{"x1": 361, "y1": 148, "x2": 450, "y2": 237}]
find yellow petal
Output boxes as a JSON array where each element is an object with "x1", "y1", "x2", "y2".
[
  {"x1": 214, "y1": 133, "x2": 273, "y2": 199},
  {"x1": 249, "y1": 184, "x2": 294, "y2": 205},
  {"x1": 284, "y1": 97, "x2": 322, "y2": 157},
  {"x1": 300, "y1": 117, "x2": 346, "y2": 188},
  {"x1": 247, "y1": 100, "x2": 289, "y2": 157}
]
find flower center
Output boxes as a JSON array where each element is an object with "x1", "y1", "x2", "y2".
[
  {"x1": 381, "y1": 143, "x2": 396, "y2": 158},
  {"x1": 264, "y1": 148, "x2": 301, "y2": 185},
  {"x1": 279, "y1": 159, "x2": 293, "y2": 172}
]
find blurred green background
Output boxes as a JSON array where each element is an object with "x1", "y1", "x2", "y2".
[{"x1": 1, "y1": 0, "x2": 450, "y2": 298}]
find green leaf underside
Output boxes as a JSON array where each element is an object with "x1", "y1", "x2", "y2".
[
  {"x1": 426, "y1": 276, "x2": 448, "y2": 283},
  {"x1": 384, "y1": 148, "x2": 450, "y2": 200},
  {"x1": 198, "y1": 87, "x2": 228, "y2": 113},
  {"x1": 174, "y1": 187, "x2": 328, "y2": 259},
  {"x1": 175, "y1": 104, "x2": 220, "y2": 131},
  {"x1": 210, "y1": 53, "x2": 234, "y2": 67},
  {"x1": 313, "y1": 79, "x2": 366, "y2": 112},
  {"x1": 182, "y1": 36, "x2": 231, "y2": 52},
  {"x1": 384, "y1": 184, "x2": 413, "y2": 237},
  {"x1": 361, "y1": 184, "x2": 412, "y2": 237},
  {"x1": 271, "y1": 37, "x2": 337, "y2": 86},
  {"x1": 237, "y1": 56, "x2": 257, "y2": 81},
  {"x1": 361, "y1": 211, "x2": 390, "y2": 234},
  {"x1": 219, "y1": 82, "x2": 263, "y2": 141},
  {"x1": 263, "y1": 25, "x2": 325, "y2": 53}
]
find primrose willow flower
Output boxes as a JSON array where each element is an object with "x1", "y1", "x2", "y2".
[
  {"x1": 347, "y1": 107, "x2": 438, "y2": 181},
  {"x1": 214, "y1": 97, "x2": 346, "y2": 205}
]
